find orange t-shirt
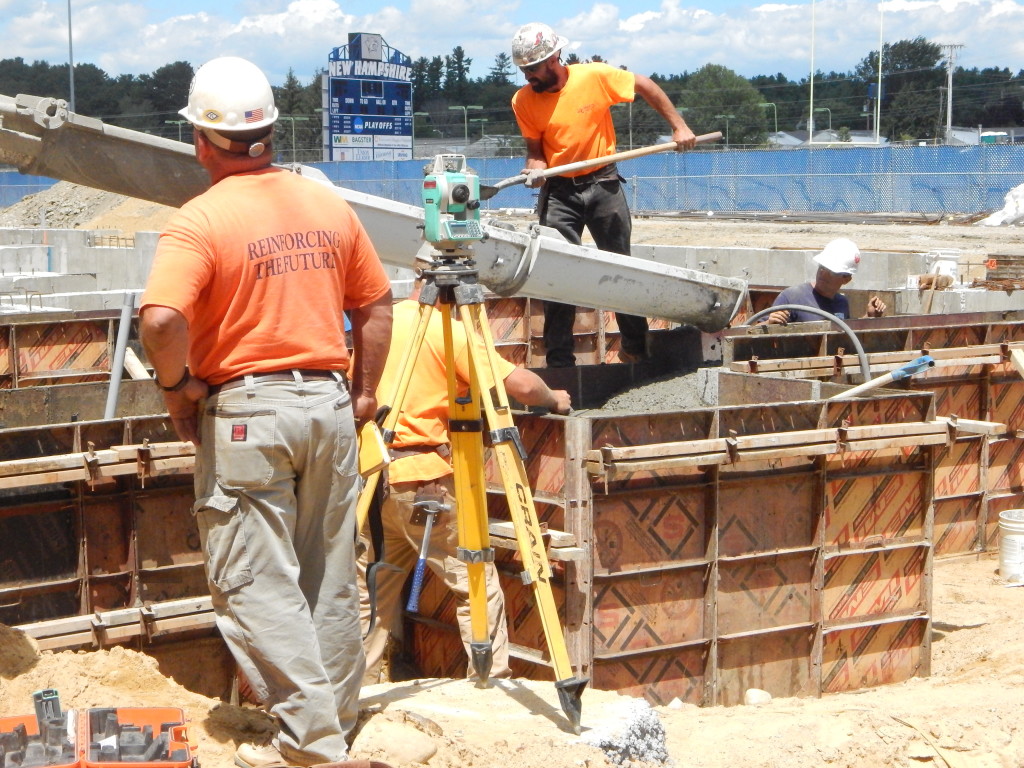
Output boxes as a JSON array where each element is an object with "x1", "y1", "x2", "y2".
[
  {"x1": 141, "y1": 168, "x2": 390, "y2": 385},
  {"x1": 512, "y1": 63, "x2": 635, "y2": 176},
  {"x1": 380, "y1": 298, "x2": 515, "y2": 484}
]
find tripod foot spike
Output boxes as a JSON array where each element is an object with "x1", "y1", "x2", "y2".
[
  {"x1": 470, "y1": 642, "x2": 493, "y2": 684},
  {"x1": 555, "y1": 676, "x2": 589, "y2": 734}
]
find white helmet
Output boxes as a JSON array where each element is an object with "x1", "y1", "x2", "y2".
[
  {"x1": 814, "y1": 238, "x2": 861, "y2": 275},
  {"x1": 179, "y1": 56, "x2": 278, "y2": 132},
  {"x1": 512, "y1": 22, "x2": 569, "y2": 68}
]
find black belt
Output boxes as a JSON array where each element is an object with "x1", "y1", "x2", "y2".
[
  {"x1": 208, "y1": 369, "x2": 340, "y2": 395},
  {"x1": 389, "y1": 444, "x2": 451, "y2": 460},
  {"x1": 549, "y1": 163, "x2": 620, "y2": 188}
]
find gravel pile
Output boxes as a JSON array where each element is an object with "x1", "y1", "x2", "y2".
[{"x1": 0, "y1": 182, "x2": 131, "y2": 229}]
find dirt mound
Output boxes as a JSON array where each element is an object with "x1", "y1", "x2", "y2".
[{"x1": 0, "y1": 181, "x2": 176, "y2": 233}]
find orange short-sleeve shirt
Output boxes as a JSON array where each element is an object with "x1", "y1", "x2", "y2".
[
  {"x1": 380, "y1": 298, "x2": 516, "y2": 484},
  {"x1": 512, "y1": 63, "x2": 635, "y2": 176},
  {"x1": 141, "y1": 168, "x2": 390, "y2": 385}
]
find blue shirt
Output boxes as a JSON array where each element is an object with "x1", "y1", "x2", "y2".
[{"x1": 772, "y1": 282, "x2": 850, "y2": 322}]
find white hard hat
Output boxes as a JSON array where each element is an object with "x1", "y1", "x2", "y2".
[
  {"x1": 180, "y1": 56, "x2": 278, "y2": 132},
  {"x1": 512, "y1": 22, "x2": 569, "y2": 68},
  {"x1": 813, "y1": 238, "x2": 861, "y2": 275}
]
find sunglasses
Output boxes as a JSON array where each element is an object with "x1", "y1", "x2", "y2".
[{"x1": 520, "y1": 61, "x2": 545, "y2": 74}]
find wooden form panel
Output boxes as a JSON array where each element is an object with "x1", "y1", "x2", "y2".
[
  {"x1": 592, "y1": 486, "x2": 708, "y2": 573},
  {"x1": 592, "y1": 644, "x2": 707, "y2": 706},
  {"x1": 821, "y1": 618, "x2": 927, "y2": 694},
  {"x1": 718, "y1": 552, "x2": 815, "y2": 634},
  {"x1": 934, "y1": 496, "x2": 981, "y2": 556},
  {"x1": 823, "y1": 462, "x2": 929, "y2": 549},
  {"x1": 823, "y1": 546, "x2": 927, "y2": 623},
  {"x1": 719, "y1": 472, "x2": 817, "y2": 556},
  {"x1": 592, "y1": 566, "x2": 706, "y2": 653},
  {"x1": 718, "y1": 629, "x2": 815, "y2": 705},
  {"x1": 15, "y1": 320, "x2": 111, "y2": 381}
]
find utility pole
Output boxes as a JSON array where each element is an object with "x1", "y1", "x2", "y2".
[{"x1": 941, "y1": 43, "x2": 964, "y2": 144}]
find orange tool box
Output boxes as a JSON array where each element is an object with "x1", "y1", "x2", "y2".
[
  {"x1": 0, "y1": 691, "x2": 198, "y2": 768},
  {"x1": 78, "y1": 707, "x2": 197, "y2": 768},
  {"x1": 0, "y1": 689, "x2": 76, "y2": 768}
]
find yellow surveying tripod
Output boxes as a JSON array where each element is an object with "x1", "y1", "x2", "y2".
[{"x1": 356, "y1": 155, "x2": 587, "y2": 733}]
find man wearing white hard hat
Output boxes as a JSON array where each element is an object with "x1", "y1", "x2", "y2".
[
  {"x1": 766, "y1": 238, "x2": 886, "y2": 324},
  {"x1": 510, "y1": 22, "x2": 697, "y2": 367},
  {"x1": 140, "y1": 56, "x2": 393, "y2": 768}
]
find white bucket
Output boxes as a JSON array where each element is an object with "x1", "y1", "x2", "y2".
[{"x1": 998, "y1": 509, "x2": 1024, "y2": 583}]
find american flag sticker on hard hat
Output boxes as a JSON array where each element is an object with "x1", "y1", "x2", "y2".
[{"x1": 245, "y1": 108, "x2": 264, "y2": 123}]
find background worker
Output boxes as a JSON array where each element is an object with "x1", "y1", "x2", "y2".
[
  {"x1": 359, "y1": 259, "x2": 572, "y2": 684},
  {"x1": 765, "y1": 237, "x2": 886, "y2": 324},
  {"x1": 510, "y1": 21, "x2": 697, "y2": 367},
  {"x1": 139, "y1": 56, "x2": 393, "y2": 768}
]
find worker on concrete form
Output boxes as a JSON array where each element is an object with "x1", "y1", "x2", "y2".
[
  {"x1": 139, "y1": 56, "x2": 393, "y2": 768},
  {"x1": 765, "y1": 238, "x2": 887, "y2": 324},
  {"x1": 509, "y1": 22, "x2": 697, "y2": 367},
  {"x1": 358, "y1": 256, "x2": 571, "y2": 684}
]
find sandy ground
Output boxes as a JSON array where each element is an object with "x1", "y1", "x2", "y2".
[
  {"x1": 2, "y1": 556, "x2": 1021, "y2": 768},
  {"x1": 4, "y1": 184, "x2": 1024, "y2": 768}
]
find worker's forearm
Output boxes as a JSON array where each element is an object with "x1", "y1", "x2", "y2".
[
  {"x1": 349, "y1": 291, "x2": 394, "y2": 399},
  {"x1": 504, "y1": 368, "x2": 570, "y2": 413},
  {"x1": 139, "y1": 306, "x2": 191, "y2": 386},
  {"x1": 634, "y1": 74, "x2": 689, "y2": 133}
]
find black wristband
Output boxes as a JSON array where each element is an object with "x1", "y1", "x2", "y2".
[{"x1": 157, "y1": 368, "x2": 191, "y2": 392}]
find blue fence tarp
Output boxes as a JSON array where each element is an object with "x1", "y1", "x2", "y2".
[{"x1": 4, "y1": 145, "x2": 1023, "y2": 215}]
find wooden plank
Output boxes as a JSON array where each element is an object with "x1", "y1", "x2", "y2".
[{"x1": 488, "y1": 518, "x2": 575, "y2": 547}]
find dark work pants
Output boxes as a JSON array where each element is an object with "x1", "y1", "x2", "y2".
[{"x1": 539, "y1": 174, "x2": 649, "y2": 367}]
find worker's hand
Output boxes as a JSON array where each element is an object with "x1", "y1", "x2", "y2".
[
  {"x1": 523, "y1": 168, "x2": 547, "y2": 188},
  {"x1": 765, "y1": 309, "x2": 790, "y2": 325},
  {"x1": 163, "y1": 375, "x2": 209, "y2": 445},
  {"x1": 352, "y1": 393, "x2": 378, "y2": 427},
  {"x1": 673, "y1": 125, "x2": 697, "y2": 151},
  {"x1": 550, "y1": 389, "x2": 572, "y2": 415},
  {"x1": 865, "y1": 296, "x2": 886, "y2": 318}
]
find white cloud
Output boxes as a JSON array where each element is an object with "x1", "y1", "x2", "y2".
[{"x1": 1, "y1": 0, "x2": 1024, "y2": 87}]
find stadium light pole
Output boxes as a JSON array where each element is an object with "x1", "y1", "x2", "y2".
[
  {"x1": 715, "y1": 114, "x2": 736, "y2": 147},
  {"x1": 164, "y1": 120, "x2": 188, "y2": 142},
  {"x1": 67, "y1": 0, "x2": 75, "y2": 111},
  {"x1": 470, "y1": 117, "x2": 488, "y2": 139},
  {"x1": 448, "y1": 105, "x2": 483, "y2": 148},
  {"x1": 814, "y1": 107, "x2": 832, "y2": 134},
  {"x1": 280, "y1": 116, "x2": 310, "y2": 163},
  {"x1": 759, "y1": 102, "x2": 778, "y2": 136}
]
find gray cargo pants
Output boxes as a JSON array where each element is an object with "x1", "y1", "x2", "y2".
[{"x1": 193, "y1": 372, "x2": 363, "y2": 765}]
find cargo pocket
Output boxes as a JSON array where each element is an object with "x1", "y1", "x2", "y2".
[
  {"x1": 333, "y1": 399, "x2": 359, "y2": 479},
  {"x1": 194, "y1": 494, "x2": 254, "y2": 594},
  {"x1": 210, "y1": 408, "x2": 277, "y2": 489}
]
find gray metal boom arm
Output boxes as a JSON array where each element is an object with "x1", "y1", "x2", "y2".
[{"x1": 0, "y1": 93, "x2": 746, "y2": 330}]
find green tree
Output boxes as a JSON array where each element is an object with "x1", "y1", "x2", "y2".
[
  {"x1": 487, "y1": 53, "x2": 514, "y2": 85},
  {"x1": 856, "y1": 37, "x2": 943, "y2": 140},
  {"x1": 667, "y1": 64, "x2": 769, "y2": 146},
  {"x1": 444, "y1": 46, "x2": 472, "y2": 101}
]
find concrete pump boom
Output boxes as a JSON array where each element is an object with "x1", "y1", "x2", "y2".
[{"x1": 0, "y1": 93, "x2": 746, "y2": 331}]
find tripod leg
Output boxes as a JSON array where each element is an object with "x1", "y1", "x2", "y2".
[
  {"x1": 440, "y1": 307, "x2": 495, "y2": 683},
  {"x1": 457, "y1": 298, "x2": 588, "y2": 733}
]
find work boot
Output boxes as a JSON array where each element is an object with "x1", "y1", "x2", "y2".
[{"x1": 234, "y1": 743, "x2": 299, "y2": 768}]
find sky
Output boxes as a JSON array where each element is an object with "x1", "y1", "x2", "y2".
[{"x1": 3, "y1": 0, "x2": 1024, "y2": 88}]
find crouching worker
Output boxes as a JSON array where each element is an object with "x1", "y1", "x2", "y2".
[
  {"x1": 358, "y1": 258, "x2": 572, "y2": 684},
  {"x1": 765, "y1": 238, "x2": 886, "y2": 324}
]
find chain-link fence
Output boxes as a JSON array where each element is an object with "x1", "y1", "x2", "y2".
[
  {"x1": 2, "y1": 144, "x2": 1021, "y2": 216},
  {"x1": 312, "y1": 144, "x2": 1024, "y2": 215}
]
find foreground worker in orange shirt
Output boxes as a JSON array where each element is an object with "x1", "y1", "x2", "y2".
[{"x1": 359, "y1": 258, "x2": 571, "y2": 683}]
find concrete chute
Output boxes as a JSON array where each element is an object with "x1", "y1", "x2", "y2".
[{"x1": 0, "y1": 93, "x2": 746, "y2": 331}]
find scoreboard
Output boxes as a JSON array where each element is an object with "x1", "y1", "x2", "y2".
[{"x1": 323, "y1": 33, "x2": 413, "y2": 161}]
